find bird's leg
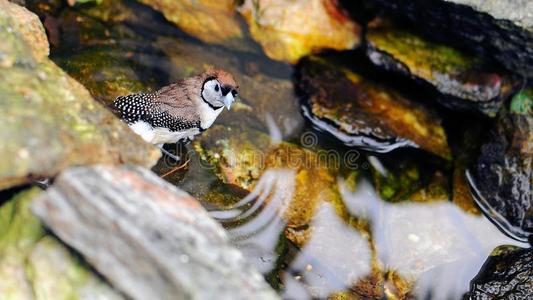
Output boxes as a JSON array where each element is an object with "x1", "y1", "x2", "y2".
[{"x1": 157, "y1": 144, "x2": 180, "y2": 162}]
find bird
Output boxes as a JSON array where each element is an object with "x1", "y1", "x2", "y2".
[{"x1": 114, "y1": 68, "x2": 238, "y2": 161}]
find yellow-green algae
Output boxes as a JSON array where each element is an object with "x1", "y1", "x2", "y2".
[
  {"x1": 55, "y1": 47, "x2": 150, "y2": 104},
  {"x1": 301, "y1": 56, "x2": 451, "y2": 159},
  {"x1": 367, "y1": 25, "x2": 475, "y2": 79}
]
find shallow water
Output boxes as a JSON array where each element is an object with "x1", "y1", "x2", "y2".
[{"x1": 35, "y1": 0, "x2": 530, "y2": 298}]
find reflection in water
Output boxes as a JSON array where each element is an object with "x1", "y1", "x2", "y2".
[
  {"x1": 340, "y1": 179, "x2": 529, "y2": 300},
  {"x1": 212, "y1": 169, "x2": 295, "y2": 274},
  {"x1": 289, "y1": 203, "x2": 371, "y2": 298},
  {"x1": 207, "y1": 122, "x2": 529, "y2": 299}
]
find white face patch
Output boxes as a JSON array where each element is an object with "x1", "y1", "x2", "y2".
[{"x1": 201, "y1": 79, "x2": 223, "y2": 108}]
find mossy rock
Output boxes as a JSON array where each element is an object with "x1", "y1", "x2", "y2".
[
  {"x1": 366, "y1": 18, "x2": 517, "y2": 117},
  {"x1": 297, "y1": 55, "x2": 451, "y2": 159},
  {"x1": 0, "y1": 188, "x2": 123, "y2": 299}
]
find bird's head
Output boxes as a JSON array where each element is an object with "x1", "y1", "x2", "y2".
[{"x1": 200, "y1": 68, "x2": 238, "y2": 110}]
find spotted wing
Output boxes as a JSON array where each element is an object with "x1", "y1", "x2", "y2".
[
  {"x1": 115, "y1": 92, "x2": 200, "y2": 132},
  {"x1": 114, "y1": 93, "x2": 156, "y2": 123}
]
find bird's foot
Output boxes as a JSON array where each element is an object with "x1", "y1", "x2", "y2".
[{"x1": 158, "y1": 146, "x2": 180, "y2": 162}]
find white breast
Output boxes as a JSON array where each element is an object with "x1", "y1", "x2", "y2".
[{"x1": 198, "y1": 101, "x2": 224, "y2": 129}]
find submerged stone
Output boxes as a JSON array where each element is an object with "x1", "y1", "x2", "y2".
[
  {"x1": 238, "y1": 0, "x2": 361, "y2": 63},
  {"x1": 467, "y1": 90, "x2": 533, "y2": 242},
  {"x1": 466, "y1": 245, "x2": 532, "y2": 299},
  {"x1": 369, "y1": 0, "x2": 533, "y2": 78},
  {"x1": 0, "y1": 188, "x2": 123, "y2": 299},
  {"x1": 0, "y1": 1, "x2": 160, "y2": 189},
  {"x1": 369, "y1": 154, "x2": 450, "y2": 203},
  {"x1": 297, "y1": 56, "x2": 451, "y2": 159},
  {"x1": 366, "y1": 19, "x2": 517, "y2": 117}
]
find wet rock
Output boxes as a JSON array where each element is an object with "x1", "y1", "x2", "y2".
[
  {"x1": 32, "y1": 165, "x2": 279, "y2": 300},
  {"x1": 0, "y1": 188, "x2": 123, "y2": 299},
  {"x1": 467, "y1": 90, "x2": 533, "y2": 242},
  {"x1": 0, "y1": 1, "x2": 160, "y2": 189},
  {"x1": 137, "y1": 0, "x2": 248, "y2": 51},
  {"x1": 297, "y1": 56, "x2": 451, "y2": 159},
  {"x1": 238, "y1": 0, "x2": 361, "y2": 63},
  {"x1": 466, "y1": 245, "x2": 532, "y2": 299},
  {"x1": 366, "y1": 18, "x2": 517, "y2": 117},
  {"x1": 369, "y1": 0, "x2": 533, "y2": 78}
]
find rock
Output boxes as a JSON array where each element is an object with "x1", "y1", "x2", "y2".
[
  {"x1": 137, "y1": 0, "x2": 248, "y2": 51},
  {"x1": 366, "y1": 18, "x2": 517, "y2": 117},
  {"x1": 466, "y1": 245, "x2": 532, "y2": 299},
  {"x1": 369, "y1": 0, "x2": 533, "y2": 78},
  {"x1": 0, "y1": 0, "x2": 49, "y2": 64},
  {"x1": 0, "y1": 188, "x2": 123, "y2": 299},
  {"x1": 238, "y1": 0, "x2": 361, "y2": 63},
  {"x1": 0, "y1": 1, "x2": 160, "y2": 189},
  {"x1": 297, "y1": 56, "x2": 451, "y2": 159},
  {"x1": 467, "y1": 90, "x2": 533, "y2": 242},
  {"x1": 32, "y1": 165, "x2": 279, "y2": 300}
]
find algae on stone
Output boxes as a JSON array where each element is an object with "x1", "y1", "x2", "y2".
[
  {"x1": 55, "y1": 47, "x2": 151, "y2": 104},
  {"x1": 298, "y1": 56, "x2": 451, "y2": 159},
  {"x1": 366, "y1": 18, "x2": 517, "y2": 117},
  {"x1": 239, "y1": 0, "x2": 361, "y2": 63}
]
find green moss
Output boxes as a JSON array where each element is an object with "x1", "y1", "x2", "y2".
[
  {"x1": 368, "y1": 27, "x2": 476, "y2": 78},
  {"x1": 510, "y1": 89, "x2": 533, "y2": 115},
  {"x1": 373, "y1": 162, "x2": 421, "y2": 202},
  {"x1": 0, "y1": 188, "x2": 44, "y2": 255}
]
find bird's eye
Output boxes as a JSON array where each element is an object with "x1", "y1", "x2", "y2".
[
  {"x1": 231, "y1": 90, "x2": 237, "y2": 97},
  {"x1": 214, "y1": 84, "x2": 220, "y2": 92}
]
